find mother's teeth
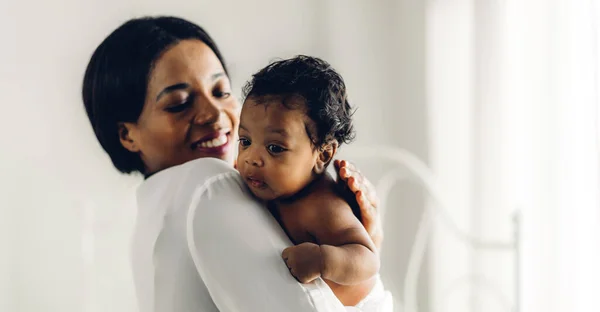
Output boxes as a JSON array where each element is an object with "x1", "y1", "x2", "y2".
[{"x1": 200, "y1": 134, "x2": 227, "y2": 148}]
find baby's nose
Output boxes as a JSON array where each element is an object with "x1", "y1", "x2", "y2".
[{"x1": 245, "y1": 156, "x2": 264, "y2": 167}]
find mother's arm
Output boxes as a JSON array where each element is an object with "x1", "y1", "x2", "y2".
[{"x1": 184, "y1": 159, "x2": 346, "y2": 312}]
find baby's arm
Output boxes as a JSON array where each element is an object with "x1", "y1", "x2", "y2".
[{"x1": 282, "y1": 195, "x2": 379, "y2": 285}]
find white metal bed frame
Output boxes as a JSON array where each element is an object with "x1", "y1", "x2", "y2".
[{"x1": 339, "y1": 145, "x2": 520, "y2": 312}]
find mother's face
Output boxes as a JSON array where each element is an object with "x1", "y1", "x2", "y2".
[{"x1": 120, "y1": 40, "x2": 239, "y2": 174}]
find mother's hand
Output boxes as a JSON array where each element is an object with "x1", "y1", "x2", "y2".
[{"x1": 334, "y1": 160, "x2": 384, "y2": 251}]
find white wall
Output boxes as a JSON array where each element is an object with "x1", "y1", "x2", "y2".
[
  {"x1": 0, "y1": 1, "x2": 429, "y2": 311},
  {"x1": 426, "y1": 1, "x2": 600, "y2": 312},
  {"x1": 426, "y1": 1, "x2": 477, "y2": 311}
]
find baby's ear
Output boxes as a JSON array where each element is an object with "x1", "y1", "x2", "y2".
[{"x1": 314, "y1": 140, "x2": 339, "y2": 174}]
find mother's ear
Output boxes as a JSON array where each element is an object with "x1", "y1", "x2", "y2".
[
  {"x1": 314, "y1": 140, "x2": 339, "y2": 174},
  {"x1": 118, "y1": 122, "x2": 141, "y2": 153}
]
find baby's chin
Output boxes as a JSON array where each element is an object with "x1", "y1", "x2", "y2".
[{"x1": 246, "y1": 185, "x2": 279, "y2": 202}]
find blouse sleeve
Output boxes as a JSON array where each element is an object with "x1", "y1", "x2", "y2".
[{"x1": 183, "y1": 158, "x2": 346, "y2": 312}]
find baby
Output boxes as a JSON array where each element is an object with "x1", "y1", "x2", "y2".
[{"x1": 236, "y1": 55, "x2": 379, "y2": 307}]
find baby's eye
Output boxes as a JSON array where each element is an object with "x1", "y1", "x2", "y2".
[
  {"x1": 267, "y1": 144, "x2": 286, "y2": 154},
  {"x1": 239, "y1": 138, "x2": 251, "y2": 147}
]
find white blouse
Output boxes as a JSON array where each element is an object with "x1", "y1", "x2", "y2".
[{"x1": 131, "y1": 157, "x2": 349, "y2": 312}]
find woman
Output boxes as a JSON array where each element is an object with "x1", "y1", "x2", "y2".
[{"x1": 83, "y1": 16, "x2": 386, "y2": 311}]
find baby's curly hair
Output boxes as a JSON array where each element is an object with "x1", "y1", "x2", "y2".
[{"x1": 242, "y1": 55, "x2": 355, "y2": 148}]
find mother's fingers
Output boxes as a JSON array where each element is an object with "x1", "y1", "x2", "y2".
[
  {"x1": 334, "y1": 159, "x2": 342, "y2": 171},
  {"x1": 341, "y1": 165, "x2": 363, "y2": 183},
  {"x1": 357, "y1": 191, "x2": 373, "y2": 214},
  {"x1": 337, "y1": 159, "x2": 380, "y2": 208},
  {"x1": 337, "y1": 160, "x2": 356, "y2": 176},
  {"x1": 347, "y1": 175, "x2": 379, "y2": 208},
  {"x1": 341, "y1": 160, "x2": 357, "y2": 172}
]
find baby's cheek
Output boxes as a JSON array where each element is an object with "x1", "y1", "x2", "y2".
[{"x1": 273, "y1": 167, "x2": 308, "y2": 195}]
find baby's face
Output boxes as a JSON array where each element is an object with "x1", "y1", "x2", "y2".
[{"x1": 236, "y1": 97, "x2": 318, "y2": 201}]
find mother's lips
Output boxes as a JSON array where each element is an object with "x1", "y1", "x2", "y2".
[{"x1": 191, "y1": 131, "x2": 231, "y2": 150}]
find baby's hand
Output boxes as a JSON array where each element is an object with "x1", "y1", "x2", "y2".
[{"x1": 282, "y1": 243, "x2": 322, "y2": 283}]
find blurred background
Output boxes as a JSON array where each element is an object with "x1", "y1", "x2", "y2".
[{"x1": 1, "y1": 0, "x2": 599, "y2": 311}]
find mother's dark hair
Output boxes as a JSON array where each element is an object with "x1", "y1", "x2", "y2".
[{"x1": 82, "y1": 16, "x2": 228, "y2": 174}]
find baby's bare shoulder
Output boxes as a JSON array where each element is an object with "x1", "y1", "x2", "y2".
[{"x1": 301, "y1": 182, "x2": 353, "y2": 222}]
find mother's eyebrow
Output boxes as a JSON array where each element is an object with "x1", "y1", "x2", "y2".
[
  {"x1": 155, "y1": 72, "x2": 225, "y2": 101},
  {"x1": 211, "y1": 72, "x2": 225, "y2": 81}
]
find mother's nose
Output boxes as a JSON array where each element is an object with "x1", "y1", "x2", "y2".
[{"x1": 192, "y1": 95, "x2": 222, "y2": 125}]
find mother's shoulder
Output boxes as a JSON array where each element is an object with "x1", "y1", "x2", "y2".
[
  {"x1": 178, "y1": 157, "x2": 237, "y2": 178},
  {"x1": 139, "y1": 158, "x2": 240, "y2": 197},
  {"x1": 149, "y1": 158, "x2": 236, "y2": 182}
]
